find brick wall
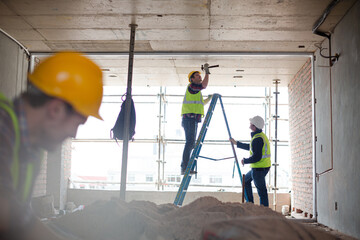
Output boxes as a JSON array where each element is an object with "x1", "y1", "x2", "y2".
[
  {"x1": 32, "y1": 139, "x2": 72, "y2": 200},
  {"x1": 32, "y1": 152, "x2": 47, "y2": 197},
  {"x1": 62, "y1": 139, "x2": 72, "y2": 190},
  {"x1": 288, "y1": 58, "x2": 313, "y2": 216}
]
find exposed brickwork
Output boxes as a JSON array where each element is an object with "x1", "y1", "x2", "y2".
[
  {"x1": 32, "y1": 152, "x2": 47, "y2": 197},
  {"x1": 288, "y1": 58, "x2": 313, "y2": 215},
  {"x1": 32, "y1": 139, "x2": 72, "y2": 199},
  {"x1": 62, "y1": 139, "x2": 72, "y2": 189}
]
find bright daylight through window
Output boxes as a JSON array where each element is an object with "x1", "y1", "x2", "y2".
[{"x1": 70, "y1": 85, "x2": 290, "y2": 194}]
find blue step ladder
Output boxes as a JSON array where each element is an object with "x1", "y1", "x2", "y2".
[{"x1": 174, "y1": 93, "x2": 249, "y2": 206}]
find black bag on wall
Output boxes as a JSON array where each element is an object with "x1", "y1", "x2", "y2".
[{"x1": 111, "y1": 98, "x2": 136, "y2": 141}]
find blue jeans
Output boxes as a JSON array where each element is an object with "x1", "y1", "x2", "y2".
[
  {"x1": 244, "y1": 167, "x2": 270, "y2": 207},
  {"x1": 181, "y1": 118, "x2": 198, "y2": 171}
]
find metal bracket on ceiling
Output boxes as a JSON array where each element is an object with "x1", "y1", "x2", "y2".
[
  {"x1": 312, "y1": 0, "x2": 341, "y2": 67},
  {"x1": 314, "y1": 41, "x2": 340, "y2": 66}
]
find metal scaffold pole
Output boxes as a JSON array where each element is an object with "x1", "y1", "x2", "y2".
[
  {"x1": 272, "y1": 79, "x2": 280, "y2": 211},
  {"x1": 161, "y1": 88, "x2": 167, "y2": 191},
  {"x1": 120, "y1": 23, "x2": 137, "y2": 201},
  {"x1": 157, "y1": 87, "x2": 163, "y2": 190},
  {"x1": 265, "y1": 88, "x2": 272, "y2": 196}
]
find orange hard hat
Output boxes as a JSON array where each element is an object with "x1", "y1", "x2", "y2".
[
  {"x1": 28, "y1": 52, "x2": 104, "y2": 120},
  {"x1": 188, "y1": 71, "x2": 200, "y2": 82}
]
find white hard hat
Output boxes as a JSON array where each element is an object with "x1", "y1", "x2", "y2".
[{"x1": 249, "y1": 116, "x2": 265, "y2": 129}]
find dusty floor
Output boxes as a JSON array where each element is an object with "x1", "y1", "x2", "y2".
[
  {"x1": 51, "y1": 197, "x2": 353, "y2": 240},
  {"x1": 302, "y1": 222, "x2": 357, "y2": 240}
]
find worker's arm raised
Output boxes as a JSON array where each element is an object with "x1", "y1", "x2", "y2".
[{"x1": 201, "y1": 63, "x2": 210, "y2": 89}]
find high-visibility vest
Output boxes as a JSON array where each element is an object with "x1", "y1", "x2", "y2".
[
  {"x1": 0, "y1": 93, "x2": 35, "y2": 203},
  {"x1": 181, "y1": 85, "x2": 204, "y2": 116},
  {"x1": 249, "y1": 132, "x2": 271, "y2": 168}
]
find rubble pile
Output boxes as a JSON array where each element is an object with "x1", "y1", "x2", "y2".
[{"x1": 52, "y1": 196, "x2": 337, "y2": 240}]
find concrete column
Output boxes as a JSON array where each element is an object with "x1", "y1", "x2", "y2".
[
  {"x1": 46, "y1": 139, "x2": 72, "y2": 210},
  {"x1": 0, "y1": 30, "x2": 28, "y2": 98}
]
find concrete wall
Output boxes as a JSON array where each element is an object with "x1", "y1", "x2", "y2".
[
  {"x1": 67, "y1": 189, "x2": 290, "y2": 213},
  {"x1": 288, "y1": 59, "x2": 313, "y2": 216},
  {"x1": 314, "y1": 1, "x2": 360, "y2": 238},
  {"x1": 0, "y1": 30, "x2": 49, "y2": 198},
  {"x1": 0, "y1": 31, "x2": 28, "y2": 98}
]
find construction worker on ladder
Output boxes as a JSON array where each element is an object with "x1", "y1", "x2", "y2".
[
  {"x1": 0, "y1": 52, "x2": 103, "y2": 239},
  {"x1": 230, "y1": 116, "x2": 271, "y2": 207},
  {"x1": 180, "y1": 64, "x2": 212, "y2": 175}
]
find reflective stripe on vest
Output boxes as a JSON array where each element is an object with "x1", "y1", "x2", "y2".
[
  {"x1": 0, "y1": 93, "x2": 34, "y2": 203},
  {"x1": 181, "y1": 85, "x2": 204, "y2": 116},
  {"x1": 249, "y1": 132, "x2": 271, "y2": 168}
]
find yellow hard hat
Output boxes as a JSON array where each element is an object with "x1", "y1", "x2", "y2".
[
  {"x1": 28, "y1": 52, "x2": 104, "y2": 120},
  {"x1": 188, "y1": 71, "x2": 200, "y2": 82}
]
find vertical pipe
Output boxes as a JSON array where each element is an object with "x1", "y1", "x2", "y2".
[
  {"x1": 264, "y1": 88, "x2": 268, "y2": 134},
  {"x1": 311, "y1": 55, "x2": 317, "y2": 219},
  {"x1": 162, "y1": 140, "x2": 166, "y2": 191},
  {"x1": 157, "y1": 88, "x2": 162, "y2": 190},
  {"x1": 265, "y1": 88, "x2": 272, "y2": 193},
  {"x1": 162, "y1": 87, "x2": 167, "y2": 190},
  {"x1": 267, "y1": 87, "x2": 273, "y2": 201},
  {"x1": 120, "y1": 24, "x2": 137, "y2": 201},
  {"x1": 242, "y1": 174, "x2": 245, "y2": 203},
  {"x1": 273, "y1": 79, "x2": 280, "y2": 211}
]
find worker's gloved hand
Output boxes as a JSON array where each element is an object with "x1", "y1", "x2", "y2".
[
  {"x1": 203, "y1": 63, "x2": 210, "y2": 74},
  {"x1": 208, "y1": 94, "x2": 213, "y2": 99}
]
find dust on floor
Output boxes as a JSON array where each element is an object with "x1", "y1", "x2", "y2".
[{"x1": 51, "y1": 196, "x2": 344, "y2": 240}]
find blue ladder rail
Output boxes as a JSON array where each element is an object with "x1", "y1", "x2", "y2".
[{"x1": 174, "y1": 93, "x2": 248, "y2": 206}]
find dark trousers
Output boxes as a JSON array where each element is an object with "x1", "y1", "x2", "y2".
[
  {"x1": 181, "y1": 118, "x2": 198, "y2": 171},
  {"x1": 244, "y1": 167, "x2": 270, "y2": 207}
]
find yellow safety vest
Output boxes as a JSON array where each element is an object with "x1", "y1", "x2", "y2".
[
  {"x1": 0, "y1": 93, "x2": 35, "y2": 203},
  {"x1": 249, "y1": 132, "x2": 271, "y2": 168},
  {"x1": 181, "y1": 85, "x2": 204, "y2": 116}
]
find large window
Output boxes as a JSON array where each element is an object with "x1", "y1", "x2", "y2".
[{"x1": 70, "y1": 86, "x2": 290, "y2": 193}]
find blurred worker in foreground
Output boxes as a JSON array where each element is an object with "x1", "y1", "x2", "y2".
[
  {"x1": 230, "y1": 116, "x2": 271, "y2": 207},
  {"x1": 180, "y1": 64, "x2": 212, "y2": 175},
  {"x1": 0, "y1": 52, "x2": 103, "y2": 239}
]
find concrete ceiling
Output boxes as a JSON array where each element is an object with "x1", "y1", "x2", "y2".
[{"x1": 0, "y1": 0, "x2": 357, "y2": 87}]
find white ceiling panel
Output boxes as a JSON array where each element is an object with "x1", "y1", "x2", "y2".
[
  {"x1": 149, "y1": 40, "x2": 318, "y2": 52},
  {"x1": 44, "y1": 40, "x2": 153, "y2": 52},
  {"x1": 2, "y1": 29, "x2": 44, "y2": 40},
  {"x1": 210, "y1": 29, "x2": 324, "y2": 41},
  {"x1": 38, "y1": 29, "x2": 118, "y2": 41},
  {"x1": 3, "y1": 0, "x2": 356, "y2": 87},
  {"x1": 210, "y1": 0, "x2": 331, "y2": 16},
  {"x1": 113, "y1": 29, "x2": 210, "y2": 41},
  {"x1": 5, "y1": 0, "x2": 209, "y2": 15},
  {"x1": 21, "y1": 40, "x2": 51, "y2": 51},
  {"x1": 0, "y1": 16, "x2": 32, "y2": 29},
  {"x1": 25, "y1": 15, "x2": 210, "y2": 29},
  {"x1": 210, "y1": 16, "x2": 318, "y2": 30},
  {"x1": 0, "y1": 1, "x2": 14, "y2": 15}
]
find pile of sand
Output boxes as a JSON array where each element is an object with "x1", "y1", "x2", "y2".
[{"x1": 52, "y1": 196, "x2": 338, "y2": 240}]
